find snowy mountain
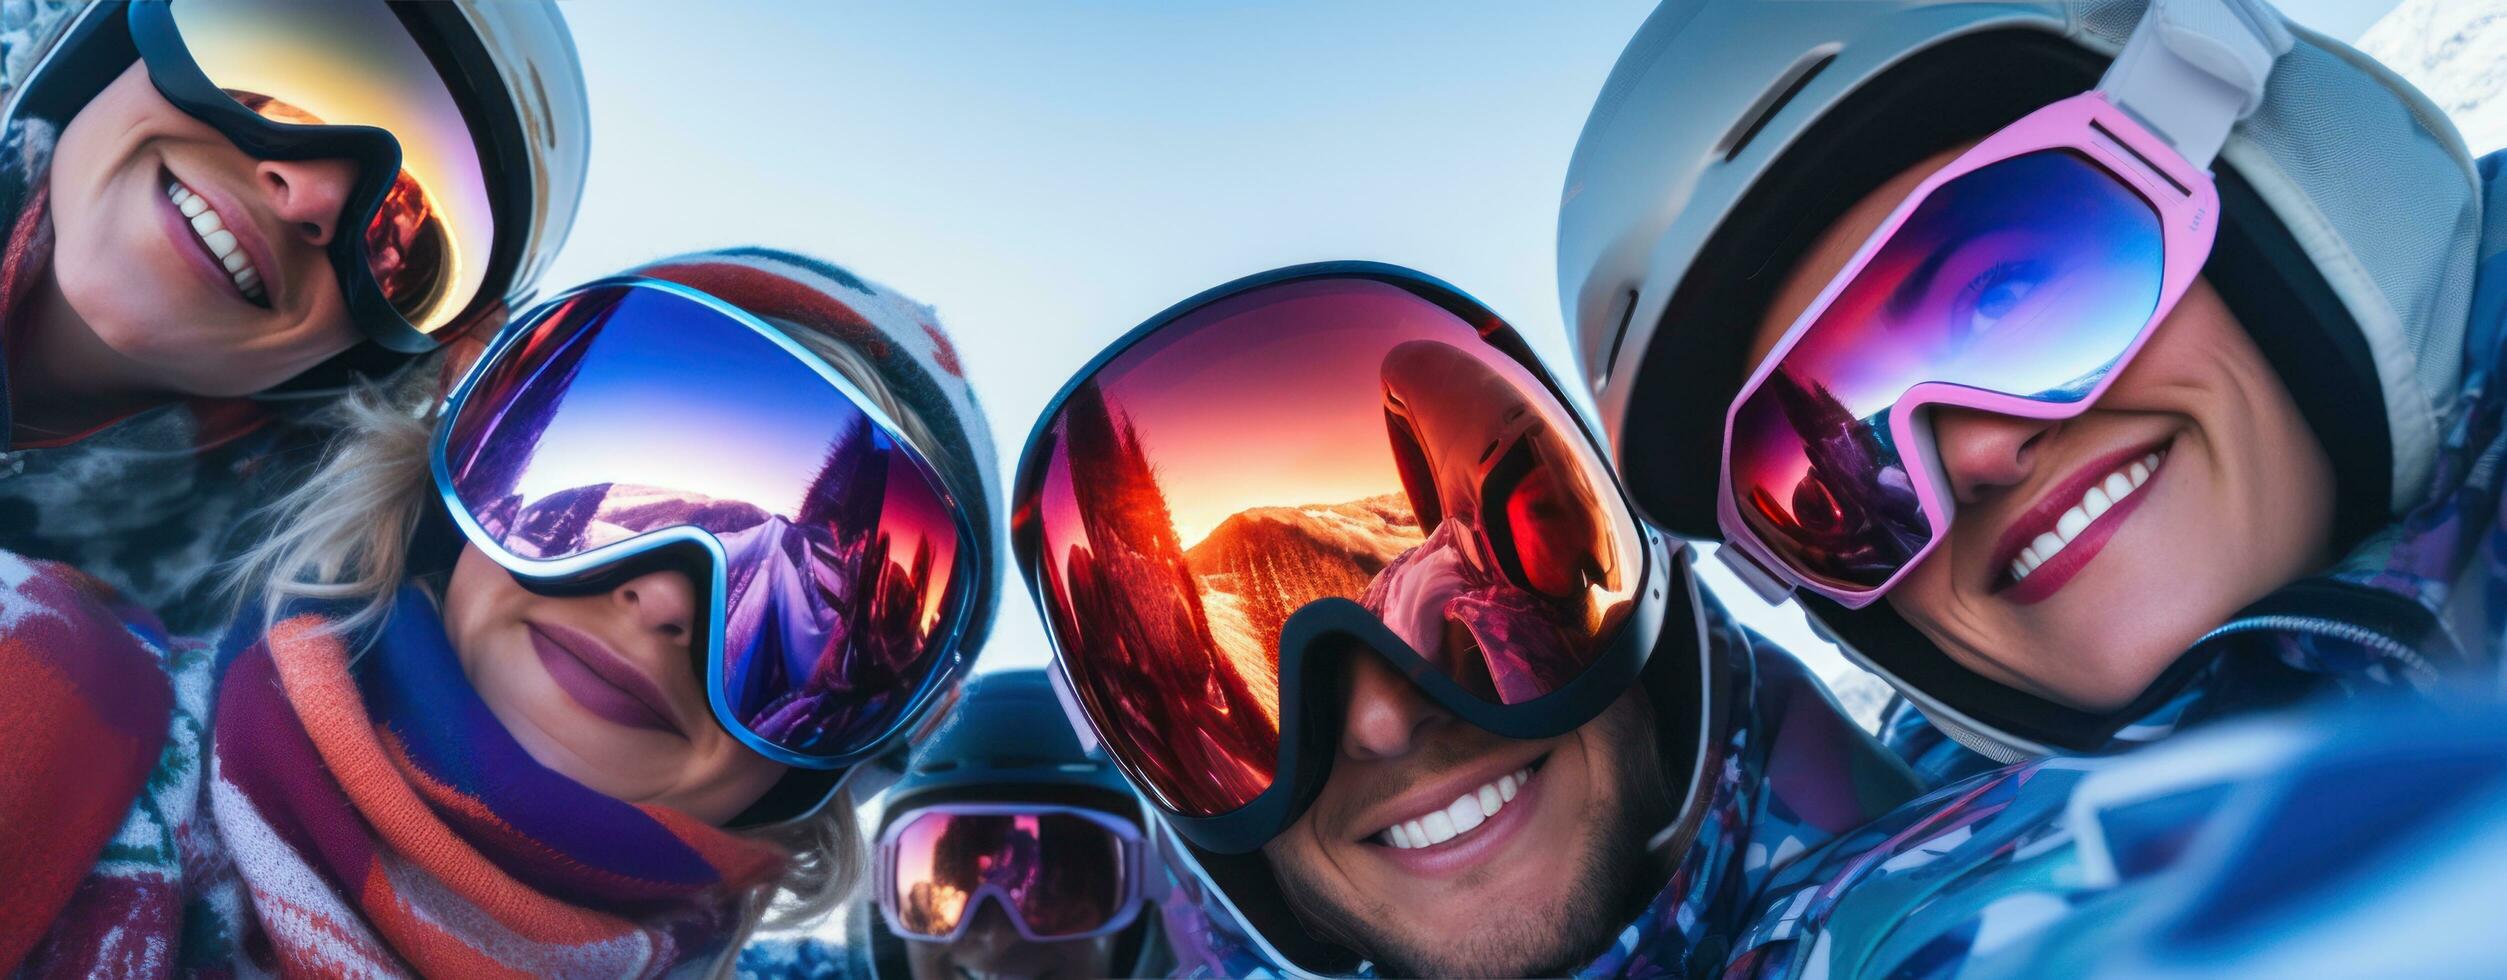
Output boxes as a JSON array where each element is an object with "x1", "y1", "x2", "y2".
[
  {"x1": 2357, "y1": 0, "x2": 2506, "y2": 155},
  {"x1": 1185, "y1": 493, "x2": 1424, "y2": 675}
]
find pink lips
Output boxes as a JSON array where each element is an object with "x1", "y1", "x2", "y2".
[
  {"x1": 159, "y1": 178, "x2": 254, "y2": 306},
  {"x1": 527, "y1": 623, "x2": 685, "y2": 737},
  {"x1": 1989, "y1": 443, "x2": 2167, "y2": 605},
  {"x1": 158, "y1": 167, "x2": 283, "y2": 309}
]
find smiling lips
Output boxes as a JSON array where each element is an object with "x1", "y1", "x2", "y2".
[
  {"x1": 165, "y1": 176, "x2": 267, "y2": 304},
  {"x1": 526, "y1": 623, "x2": 685, "y2": 737},
  {"x1": 1993, "y1": 445, "x2": 2167, "y2": 604},
  {"x1": 1378, "y1": 765, "x2": 1535, "y2": 849}
]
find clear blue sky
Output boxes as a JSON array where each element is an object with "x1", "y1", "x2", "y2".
[{"x1": 536, "y1": 1, "x2": 2408, "y2": 682}]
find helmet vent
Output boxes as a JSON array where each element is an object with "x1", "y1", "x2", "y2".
[{"x1": 1720, "y1": 47, "x2": 1838, "y2": 163}]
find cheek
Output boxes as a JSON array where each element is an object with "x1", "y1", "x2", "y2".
[
  {"x1": 443, "y1": 547, "x2": 521, "y2": 673},
  {"x1": 1880, "y1": 554, "x2": 1963, "y2": 638},
  {"x1": 2122, "y1": 287, "x2": 2336, "y2": 550},
  {"x1": 148, "y1": 306, "x2": 361, "y2": 398},
  {"x1": 720, "y1": 748, "x2": 787, "y2": 807}
]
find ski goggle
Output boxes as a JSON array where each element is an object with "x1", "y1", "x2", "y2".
[
  {"x1": 433, "y1": 278, "x2": 981, "y2": 769},
  {"x1": 1013, "y1": 264, "x2": 1665, "y2": 854},
  {"x1": 1716, "y1": 93, "x2": 2217, "y2": 607},
  {"x1": 132, "y1": 0, "x2": 513, "y2": 351},
  {"x1": 877, "y1": 803, "x2": 1147, "y2": 943}
]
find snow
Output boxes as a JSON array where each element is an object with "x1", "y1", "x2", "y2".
[{"x1": 2357, "y1": 0, "x2": 2507, "y2": 155}]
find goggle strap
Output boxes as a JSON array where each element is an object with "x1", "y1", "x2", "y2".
[{"x1": 2096, "y1": 0, "x2": 2295, "y2": 169}]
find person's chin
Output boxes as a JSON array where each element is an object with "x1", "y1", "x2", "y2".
[{"x1": 1337, "y1": 817, "x2": 1609, "y2": 971}]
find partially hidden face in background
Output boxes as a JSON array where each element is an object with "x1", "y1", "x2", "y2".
[
  {"x1": 902, "y1": 901, "x2": 1115, "y2": 980},
  {"x1": 45, "y1": 62, "x2": 362, "y2": 398},
  {"x1": 1745, "y1": 142, "x2": 2337, "y2": 711},
  {"x1": 442, "y1": 544, "x2": 786, "y2": 824}
]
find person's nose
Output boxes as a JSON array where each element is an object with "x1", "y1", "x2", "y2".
[
  {"x1": 951, "y1": 901, "x2": 1025, "y2": 966},
  {"x1": 1930, "y1": 406, "x2": 2055, "y2": 505},
  {"x1": 255, "y1": 157, "x2": 359, "y2": 248},
  {"x1": 611, "y1": 569, "x2": 697, "y2": 645},
  {"x1": 1339, "y1": 649, "x2": 1451, "y2": 761}
]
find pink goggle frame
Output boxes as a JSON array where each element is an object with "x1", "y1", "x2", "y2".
[{"x1": 1715, "y1": 92, "x2": 2220, "y2": 607}]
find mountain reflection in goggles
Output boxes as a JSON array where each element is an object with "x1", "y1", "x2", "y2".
[
  {"x1": 437, "y1": 282, "x2": 973, "y2": 767},
  {"x1": 1022, "y1": 277, "x2": 1643, "y2": 817}
]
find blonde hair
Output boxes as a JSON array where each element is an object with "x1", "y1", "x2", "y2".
[{"x1": 227, "y1": 318, "x2": 937, "y2": 934}]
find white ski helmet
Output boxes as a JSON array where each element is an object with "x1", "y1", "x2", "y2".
[
  {"x1": 1557, "y1": 0, "x2": 2483, "y2": 758},
  {"x1": 2, "y1": 0, "x2": 590, "y2": 363}
]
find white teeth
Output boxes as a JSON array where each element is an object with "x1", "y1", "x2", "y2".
[
  {"x1": 2008, "y1": 452, "x2": 2165, "y2": 584},
  {"x1": 165, "y1": 178, "x2": 264, "y2": 302},
  {"x1": 1378, "y1": 767, "x2": 1535, "y2": 850},
  {"x1": 2083, "y1": 485, "x2": 2114, "y2": 518}
]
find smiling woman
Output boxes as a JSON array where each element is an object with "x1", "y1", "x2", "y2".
[
  {"x1": 0, "y1": 0, "x2": 588, "y2": 635},
  {"x1": 1560, "y1": 0, "x2": 2491, "y2": 772},
  {"x1": 0, "y1": 248, "x2": 1002, "y2": 975}
]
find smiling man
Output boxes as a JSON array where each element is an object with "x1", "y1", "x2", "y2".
[
  {"x1": 1012, "y1": 263, "x2": 1919, "y2": 976},
  {"x1": 1259, "y1": 665, "x2": 1678, "y2": 975}
]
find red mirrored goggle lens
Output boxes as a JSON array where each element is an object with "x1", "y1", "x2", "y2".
[
  {"x1": 888, "y1": 811, "x2": 1130, "y2": 941},
  {"x1": 440, "y1": 283, "x2": 969, "y2": 763},
  {"x1": 1727, "y1": 150, "x2": 2165, "y2": 592},
  {"x1": 1023, "y1": 277, "x2": 1643, "y2": 816},
  {"x1": 168, "y1": 0, "x2": 495, "y2": 335}
]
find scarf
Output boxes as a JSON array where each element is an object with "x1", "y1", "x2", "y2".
[
  {"x1": 0, "y1": 553, "x2": 174, "y2": 972},
  {"x1": 202, "y1": 585, "x2": 786, "y2": 977}
]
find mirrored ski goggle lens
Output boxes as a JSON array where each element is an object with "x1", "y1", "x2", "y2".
[
  {"x1": 1727, "y1": 150, "x2": 2164, "y2": 592},
  {"x1": 1023, "y1": 277, "x2": 1643, "y2": 816},
  {"x1": 168, "y1": 0, "x2": 495, "y2": 334},
  {"x1": 889, "y1": 811, "x2": 1129, "y2": 940},
  {"x1": 441, "y1": 283, "x2": 968, "y2": 762}
]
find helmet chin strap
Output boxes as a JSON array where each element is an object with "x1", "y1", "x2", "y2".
[{"x1": 2096, "y1": 0, "x2": 2295, "y2": 169}]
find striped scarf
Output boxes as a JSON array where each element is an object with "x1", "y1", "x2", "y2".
[{"x1": 203, "y1": 586, "x2": 786, "y2": 977}]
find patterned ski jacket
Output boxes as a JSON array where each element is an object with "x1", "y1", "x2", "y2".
[{"x1": 0, "y1": 0, "x2": 330, "y2": 634}]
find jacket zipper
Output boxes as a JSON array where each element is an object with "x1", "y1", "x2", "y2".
[{"x1": 2198, "y1": 614, "x2": 2441, "y2": 682}]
